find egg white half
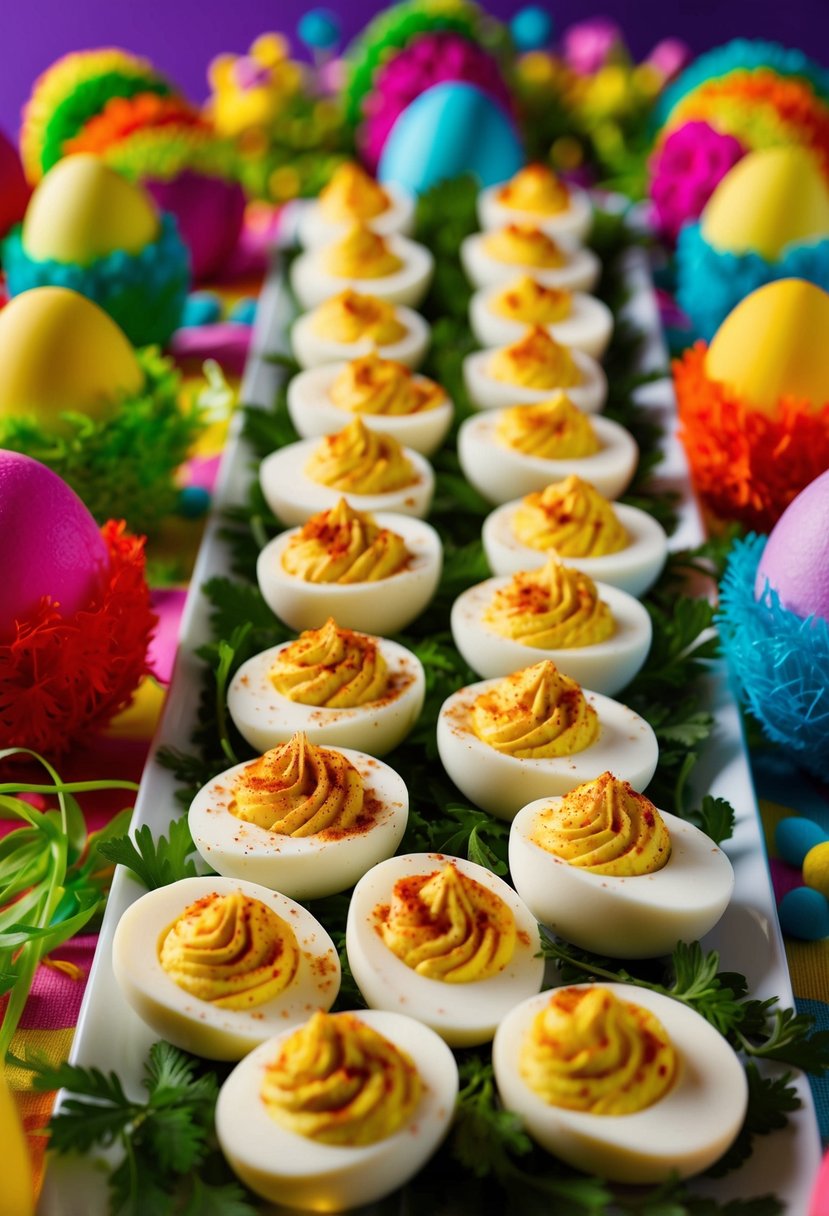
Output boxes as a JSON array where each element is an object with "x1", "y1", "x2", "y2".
[
  {"x1": 216, "y1": 1009, "x2": 458, "y2": 1211},
  {"x1": 228, "y1": 635, "x2": 426, "y2": 756},
  {"x1": 436, "y1": 677, "x2": 658, "y2": 820},
  {"x1": 287, "y1": 363, "x2": 454, "y2": 457},
  {"x1": 346, "y1": 852, "x2": 545, "y2": 1047},
  {"x1": 462, "y1": 347, "x2": 607, "y2": 414},
  {"x1": 111, "y1": 875, "x2": 341, "y2": 1060},
  {"x1": 477, "y1": 182, "x2": 594, "y2": 242},
  {"x1": 482, "y1": 499, "x2": 668, "y2": 598},
  {"x1": 188, "y1": 748, "x2": 408, "y2": 900},
  {"x1": 469, "y1": 286, "x2": 614, "y2": 359},
  {"x1": 256, "y1": 512, "x2": 443, "y2": 636},
  {"x1": 509, "y1": 801, "x2": 734, "y2": 957},
  {"x1": 291, "y1": 235, "x2": 434, "y2": 310},
  {"x1": 460, "y1": 233, "x2": 601, "y2": 293},
  {"x1": 290, "y1": 303, "x2": 431, "y2": 370},
  {"x1": 297, "y1": 182, "x2": 416, "y2": 249},
  {"x1": 450, "y1": 575, "x2": 652, "y2": 695},
  {"x1": 492, "y1": 984, "x2": 748, "y2": 1183},
  {"x1": 457, "y1": 411, "x2": 638, "y2": 504}
]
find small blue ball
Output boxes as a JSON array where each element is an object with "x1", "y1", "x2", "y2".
[
  {"x1": 181, "y1": 292, "x2": 222, "y2": 327},
  {"x1": 511, "y1": 6, "x2": 555, "y2": 52},
  {"x1": 229, "y1": 297, "x2": 258, "y2": 326},
  {"x1": 177, "y1": 486, "x2": 211, "y2": 519},
  {"x1": 298, "y1": 8, "x2": 341, "y2": 51},
  {"x1": 775, "y1": 817, "x2": 829, "y2": 868},
  {"x1": 778, "y1": 887, "x2": 829, "y2": 941}
]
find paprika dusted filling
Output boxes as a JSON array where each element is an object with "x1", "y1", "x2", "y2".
[
  {"x1": 471, "y1": 660, "x2": 599, "y2": 758},
  {"x1": 495, "y1": 393, "x2": 600, "y2": 458},
  {"x1": 304, "y1": 418, "x2": 418, "y2": 494},
  {"x1": 319, "y1": 161, "x2": 390, "y2": 223},
  {"x1": 330, "y1": 353, "x2": 444, "y2": 416},
  {"x1": 325, "y1": 224, "x2": 403, "y2": 279},
  {"x1": 310, "y1": 291, "x2": 406, "y2": 345},
  {"x1": 491, "y1": 276, "x2": 572, "y2": 325},
  {"x1": 269, "y1": 618, "x2": 390, "y2": 708},
  {"x1": 483, "y1": 224, "x2": 566, "y2": 269},
  {"x1": 489, "y1": 327, "x2": 581, "y2": 390},
  {"x1": 512, "y1": 475, "x2": 629, "y2": 555},
  {"x1": 496, "y1": 164, "x2": 571, "y2": 215},
  {"x1": 281, "y1": 498, "x2": 410, "y2": 584},
  {"x1": 484, "y1": 558, "x2": 615, "y2": 649}
]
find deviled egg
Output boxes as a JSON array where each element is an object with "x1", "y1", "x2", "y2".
[
  {"x1": 259, "y1": 418, "x2": 434, "y2": 525},
  {"x1": 477, "y1": 164, "x2": 593, "y2": 242},
  {"x1": 450, "y1": 558, "x2": 652, "y2": 695},
  {"x1": 287, "y1": 353, "x2": 453, "y2": 457},
  {"x1": 188, "y1": 731, "x2": 408, "y2": 900},
  {"x1": 461, "y1": 225, "x2": 600, "y2": 293},
  {"x1": 257, "y1": 498, "x2": 442, "y2": 635},
  {"x1": 228, "y1": 618, "x2": 425, "y2": 756},
  {"x1": 463, "y1": 327, "x2": 607, "y2": 414},
  {"x1": 469, "y1": 277, "x2": 613, "y2": 358},
  {"x1": 493, "y1": 984, "x2": 747, "y2": 1182},
  {"x1": 436, "y1": 660, "x2": 658, "y2": 820},
  {"x1": 346, "y1": 852, "x2": 544, "y2": 1047},
  {"x1": 216, "y1": 1008, "x2": 458, "y2": 1211},
  {"x1": 509, "y1": 772, "x2": 734, "y2": 957},
  {"x1": 291, "y1": 290, "x2": 430, "y2": 370},
  {"x1": 457, "y1": 393, "x2": 637, "y2": 503},
  {"x1": 291, "y1": 224, "x2": 434, "y2": 310},
  {"x1": 482, "y1": 476, "x2": 668, "y2": 598},
  {"x1": 111, "y1": 875, "x2": 341, "y2": 1060},
  {"x1": 297, "y1": 161, "x2": 416, "y2": 248}
]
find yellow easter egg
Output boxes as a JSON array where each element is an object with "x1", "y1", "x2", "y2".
[
  {"x1": 0, "y1": 286, "x2": 144, "y2": 424},
  {"x1": 701, "y1": 147, "x2": 829, "y2": 261},
  {"x1": 803, "y1": 841, "x2": 829, "y2": 899},
  {"x1": 22, "y1": 154, "x2": 159, "y2": 264},
  {"x1": 705, "y1": 278, "x2": 829, "y2": 414}
]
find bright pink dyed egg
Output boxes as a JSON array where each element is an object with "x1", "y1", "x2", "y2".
[
  {"x1": 0, "y1": 451, "x2": 110, "y2": 634},
  {"x1": 755, "y1": 468, "x2": 829, "y2": 621}
]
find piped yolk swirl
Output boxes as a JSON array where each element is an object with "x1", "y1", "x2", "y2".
[
  {"x1": 483, "y1": 224, "x2": 566, "y2": 269},
  {"x1": 377, "y1": 863, "x2": 516, "y2": 983},
  {"x1": 497, "y1": 164, "x2": 570, "y2": 214},
  {"x1": 520, "y1": 986, "x2": 678, "y2": 1114},
  {"x1": 489, "y1": 327, "x2": 581, "y2": 390},
  {"x1": 268, "y1": 618, "x2": 389, "y2": 708},
  {"x1": 484, "y1": 558, "x2": 615, "y2": 649},
  {"x1": 309, "y1": 291, "x2": 406, "y2": 344},
  {"x1": 261, "y1": 1010, "x2": 422, "y2": 1145},
  {"x1": 330, "y1": 353, "x2": 444, "y2": 415},
  {"x1": 512, "y1": 476, "x2": 628, "y2": 555},
  {"x1": 495, "y1": 393, "x2": 600, "y2": 458},
  {"x1": 325, "y1": 224, "x2": 403, "y2": 279},
  {"x1": 230, "y1": 732, "x2": 364, "y2": 836},
  {"x1": 281, "y1": 498, "x2": 410, "y2": 583},
  {"x1": 492, "y1": 276, "x2": 572, "y2": 324},
  {"x1": 471, "y1": 660, "x2": 599, "y2": 758},
  {"x1": 159, "y1": 891, "x2": 300, "y2": 1010},
  {"x1": 531, "y1": 772, "x2": 672, "y2": 875},
  {"x1": 319, "y1": 162, "x2": 390, "y2": 223},
  {"x1": 304, "y1": 418, "x2": 418, "y2": 494}
]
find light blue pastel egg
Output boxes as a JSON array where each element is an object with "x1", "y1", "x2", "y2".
[
  {"x1": 298, "y1": 9, "x2": 341, "y2": 51},
  {"x1": 775, "y1": 817, "x2": 829, "y2": 868},
  {"x1": 181, "y1": 292, "x2": 222, "y2": 328},
  {"x1": 378, "y1": 82, "x2": 524, "y2": 196},
  {"x1": 778, "y1": 886, "x2": 829, "y2": 940},
  {"x1": 511, "y1": 6, "x2": 555, "y2": 51}
]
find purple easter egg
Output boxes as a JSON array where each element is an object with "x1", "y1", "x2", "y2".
[{"x1": 755, "y1": 468, "x2": 829, "y2": 621}]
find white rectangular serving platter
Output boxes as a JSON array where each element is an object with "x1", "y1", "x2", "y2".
[{"x1": 38, "y1": 244, "x2": 821, "y2": 1215}]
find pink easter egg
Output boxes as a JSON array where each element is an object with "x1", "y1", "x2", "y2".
[{"x1": 755, "y1": 468, "x2": 829, "y2": 621}]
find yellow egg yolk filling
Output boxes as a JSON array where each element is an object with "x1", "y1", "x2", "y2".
[
  {"x1": 483, "y1": 224, "x2": 566, "y2": 269},
  {"x1": 520, "y1": 986, "x2": 678, "y2": 1114},
  {"x1": 484, "y1": 558, "x2": 615, "y2": 649},
  {"x1": 531, "y1": 771, "x2": 671, "y2": 875},
  {"x1": 330, "y1": 353, "x2": 444, "y2": 415},
  {"x1": 261, "y1": 1010, "x2": 422, "y2": 1145},
  {"x1": 269, "y1": 618, "x2": 390, "y2": 708},
  {"x1": 489, "y1": 327, "x2": 581, "y2": 390},
  {"x1": 513, "y1": 475, "x2": 629, "y2": 556},
  {"x1": 304, "y1": 417, "x2": 418, "y2": 494},
  {"x1": 281, "y1": 498, "x2": 410, "y2": 584},
  {"x1": 159, "y1": 891, "x2": 300, "y2": 1010},
  {"x1": 309, "y1": 290, "x2": 407, "y2": 344},
  {"x1": 496, "y1": 164, "x2": 571, "y2": 215},
  {"x1": 325, "y1": 224, "x2": 403, "y2": 279},
  {"x1": 376, "y1": 863, "x2": 516, "y2": 982},
  {"x1": 495, "y1": 393, "x2": 600, "y2": 458},
  {"x1": 231, "y1": 731, "x2": 364, "y2": 836},
  {"x1": 319, "y1": 161, "x2": 390, "y2": 223},
  {"x1": 471, "y1": 659, "x2": 599, "y2": 758},
  {"x1": 492, "y1": 276, "x2": 572, "y2": 324}
]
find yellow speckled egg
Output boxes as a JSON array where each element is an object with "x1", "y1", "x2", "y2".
[
  {"x1": 0, "y1": 286, "x2": 144, "y2": 423},
  {"x1": 22, "y1": 154, "x2": 159, "y2": 264},
  {"x1": 705, "y1": 278, "x2": 829, "y2": 415},
  {"x1": 701, "y1": 147, "x2": 829, "y2": 261}
]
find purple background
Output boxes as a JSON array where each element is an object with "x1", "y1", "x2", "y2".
[{"x1": 2, "y1": 1, "x2": 827, "y2": 142}]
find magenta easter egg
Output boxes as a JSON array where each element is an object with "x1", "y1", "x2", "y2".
[
  {"x1": 755, "y1": 468, "x2": 829, "y2": 621},
  {"x1": 0, "y1": 451, "x2": 110, "y2": 634}
]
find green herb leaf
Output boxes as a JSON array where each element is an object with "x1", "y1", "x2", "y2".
[{"x1": 98, "y1": 819, "x2": 202, "y2": 891}]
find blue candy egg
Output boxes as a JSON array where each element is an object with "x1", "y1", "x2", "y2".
[
  {"x1": 177, "y1": 485, "x2": 211, "y2": 519},
  {"x1": 378, "y1": 82, "x2": 524, "y2": 196},
  {"x1": 181, "y1": 291, "x2": 222, "y2": 328},
  {"x1": 298, "y1": 8, "x2": 341, "y2": 52},
  {"x1": 229, "y1": 297, "x2": 258, "y2": 326},
  {"x1": 778, "y1": 886, "x2": 829, "y2": 940},
  {"x1": 511, "y1": 6, "x2": 555, "y2": 52},
  {"x1": 775, "y1": 817, "x2": 829, "y2": 867}
]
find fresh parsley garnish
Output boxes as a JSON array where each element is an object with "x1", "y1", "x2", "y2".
[{"x1": 98, "y1": 818, "x2": 203, "y2": 891}]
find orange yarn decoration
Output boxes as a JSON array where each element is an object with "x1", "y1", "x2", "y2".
[
  {"x1": 674, "y1": 343, "x2": 829, "y2": 532},
  {"x1": 64, "y1": 92, "x2": 207, "y2": 157},
  {"x1": 0, "y1": 520, "x2": 157, "y2": 758}
]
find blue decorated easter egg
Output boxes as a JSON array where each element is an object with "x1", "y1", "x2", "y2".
[
  {"x1": 778, "y1": 886, "x2": 829, "y2": 940},
  {"x1": 776, "y1": 817, "x2": 829, "y2": 867}
]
